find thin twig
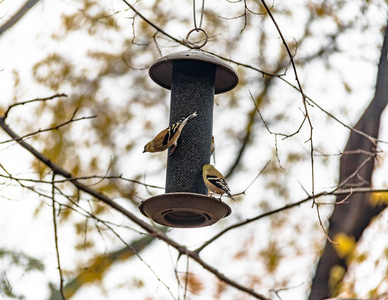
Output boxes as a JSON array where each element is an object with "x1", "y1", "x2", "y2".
[
  {"x1": 195, "y1": 196, "x2": 311, "y2": 253},
  {"x1": 51, "y1": 173, "x2": 66, "y2": 299},
  {"x1": 251, "y1": 91, "x2": 307, "y2": 139},
  {"x1": 183, "y1": 255, "x2": 190, "y2": 300},
  {"x1": 121, "y1": 0, "x2": 181, "y2": 45},
  {"x1": 0, "y1": 173, "x2": 164, "y2": 190},
  {"x1": 0, "y1": 112, "x2": 96, "y2": 145},
  {"x1": 315, "y1": 203, "x2": 338, "y2": 245},
  {"x1": 337, "y1": 155, "x2": 373, "y2": 189},
  {"x1": 269, "y1": 282, "x2": 305, "y2": 300},
  {"x1": 260, "y1": 0, "x2": 316, "y2": 208},
  {"x1": 195, "y1": 185, "x2": 387, "y2": 253},
  {"x1": 238, "y1": 160, "x2": 271, "y2": 195},
  {"x1": 2, "y1": 93, "x2": 67, "y2": 120},
  {"x1": 121, "y1": 0, "x2": 387, "y2": 150},
  {"x1": 0, "y1": 112, "x2": 269, "y2": 300},
  {"x1": 280, "y1": 79, "x2": 386, "y2": 145},
  {"x1": 100, "y1": 221, "x2": 178, "y2": 300},
  {"x1": 4, "y1": 161, "x2": 174, "y2": 296}
]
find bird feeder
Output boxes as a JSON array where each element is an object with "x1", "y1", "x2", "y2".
[{"x1": 139, "y1": 49, "x2": 238, "y2": 228}]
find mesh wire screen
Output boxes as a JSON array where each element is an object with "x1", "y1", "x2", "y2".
[{"x1": 166, "y1": 60, "x2": 215, "y2": 194}]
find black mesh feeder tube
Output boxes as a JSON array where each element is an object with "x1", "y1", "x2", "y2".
[{"x1": 139, "y1": 50, "x2": 238, "y2": 228}]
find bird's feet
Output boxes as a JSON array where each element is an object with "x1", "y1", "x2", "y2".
[{"x1": 169, "y1": 144, "x2": 177, "y2": 156}]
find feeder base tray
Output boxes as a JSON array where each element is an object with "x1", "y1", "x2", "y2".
[{"x1": 139, "y1": 192, "x2": 232, "y2": 228}]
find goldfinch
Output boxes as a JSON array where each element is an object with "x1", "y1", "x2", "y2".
[
  {"x1": 202, "y1": 164, "x2": 235, "y2": 201},
  {"x1": 143, "y1": 111, "x2": 197, "y2": 155}
]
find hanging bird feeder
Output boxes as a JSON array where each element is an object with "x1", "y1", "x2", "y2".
[{"x1": 139, "y1": 29, "x2": 238, "y2": 228}]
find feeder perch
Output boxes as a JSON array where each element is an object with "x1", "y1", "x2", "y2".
[{"x1": 140, "y1": 50, "x2": 238, "y2": 228}]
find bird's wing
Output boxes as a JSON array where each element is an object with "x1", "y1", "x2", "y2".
[
  {"x1": 163, "y1": 112, "x2": 197, "y2": 146},
  {"x1": 206, "y1": 175, "x2": 230, "y2": 192},
  {"x1": 163, "y1": 121, "x2": 182, "y2": 145}
]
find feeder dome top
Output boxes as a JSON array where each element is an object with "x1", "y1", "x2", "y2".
[{"x1": 149, "y1": 50, "x2": 239, "y2": 94}]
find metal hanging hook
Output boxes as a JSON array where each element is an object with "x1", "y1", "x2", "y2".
[
  {"x1": 185, "y1": 28, "x2": 208, "y2": 49},
  {"x1": 193, "y1": 0, "x2": 206, "y2": 30},
  {"x1": 185, "y1": 0, "x2": 208, "y2": 49}
]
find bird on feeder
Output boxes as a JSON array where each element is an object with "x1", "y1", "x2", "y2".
[
  {"x1": 143, "y1": 111, "x2": 197, "y2": 155},
  {"x1": 202, "y1": 164, "x2": 235, "y2": 201}
]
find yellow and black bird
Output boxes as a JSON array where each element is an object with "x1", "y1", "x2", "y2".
[
  {"x1": 143, "y1": 111, "x2": 197, "y2": 155},
  {"x1": 202, "y1": 164, "x2": 235, "y2": 201}
]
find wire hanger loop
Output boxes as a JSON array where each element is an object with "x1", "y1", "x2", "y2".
[
  {"x1": 185, "y1": 28, "x2": 208, "y2": 49},
  {"x1": 185, "y1": 0, "x2": 207, "y2": 49},
  {"x1": 193, "y1": 0, "x2": 205, "y2": 30}
]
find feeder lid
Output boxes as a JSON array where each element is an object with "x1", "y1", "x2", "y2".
[
  {"x1": 149, "y1": 50, "x2": 239, "y2": 94},
  {"x1": 139, "y1": 192, "x2": 232, "y2": 228}
]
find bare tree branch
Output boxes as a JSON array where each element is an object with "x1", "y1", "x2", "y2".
[
  {"x1": 0, "y1": 0, "x2": 40, "y2": 36},
  {"x1": 2, "y1": 93, "x2": 67, "y2": 120},
  {"x1": 48, "y1": 230, "x2": 168, "y2": 300},
  {"x1": 0, "y1": 104, "x2": 270, "y2": 300},
  {"x1": 195, "y1": 186, "x2": 388, "y2": 254},
  {"x1": 0, "y1": 110, "x2": 95, "y2": 145},
  {"x1": 260, "y1": 0, "x2": 316, "y2": 208},
  {"x1": 0, "y1": 172, "x2": 164, "y2": 191},
  {"x1": 51, "y1": 173, "x2": 66, "y2": 300},
  {"x1": 121, "y1": 0, "x2": 181, "y2": 46},
  {"x1": 309, "y1": 21, "x2": 388, "y2": 300}
]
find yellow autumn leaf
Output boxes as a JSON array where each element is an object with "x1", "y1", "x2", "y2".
[
  {"x1": 329, "y1": 265, "x2": 345, "y2": 294},
  {"x1": 370, "y1": 192, "x2": 388, "y2": 206},
  {"x1": 333, "y1": 233, "x2": 356, "y2": 258}
]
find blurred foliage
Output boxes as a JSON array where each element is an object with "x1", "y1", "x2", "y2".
[
  {"x1": 333, "y1": 233, "x2": 356, "y2": 259},
  {"x1": 0, "y1": 248, "x2": 44, "y2": 299},
  {"x1": 1, "y1": 0, "x2": 387, "y2": 299},
  {"x1": 0, "y1": 248, "x2": 44, "y2": 271},
  {"x1": 47, "y1": 231, "x2": 165, "y2": 299}
]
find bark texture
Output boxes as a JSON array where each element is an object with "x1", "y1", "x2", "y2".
[{"x1": 309, "y1": 22, "x2": 388, "y2": 300}]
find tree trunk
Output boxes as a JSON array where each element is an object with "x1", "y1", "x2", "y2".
[{"x1": 309, "y1": 21, "x2": 388, "y2": 300}]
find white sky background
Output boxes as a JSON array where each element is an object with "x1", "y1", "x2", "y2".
[{"x1": 0, "y1": 0, "x2": 388, "y2": 299}]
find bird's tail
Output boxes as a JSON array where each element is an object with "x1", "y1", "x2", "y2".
[
  {"x1": 185, "y1": 111, "x2": 197, "y2": 122},
  {"x1": 226, "y1": 190, "x2": 235, "y2": 201},
  {"x1": 181, "y1": 111, "x2": 198, "y2": 126}
]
